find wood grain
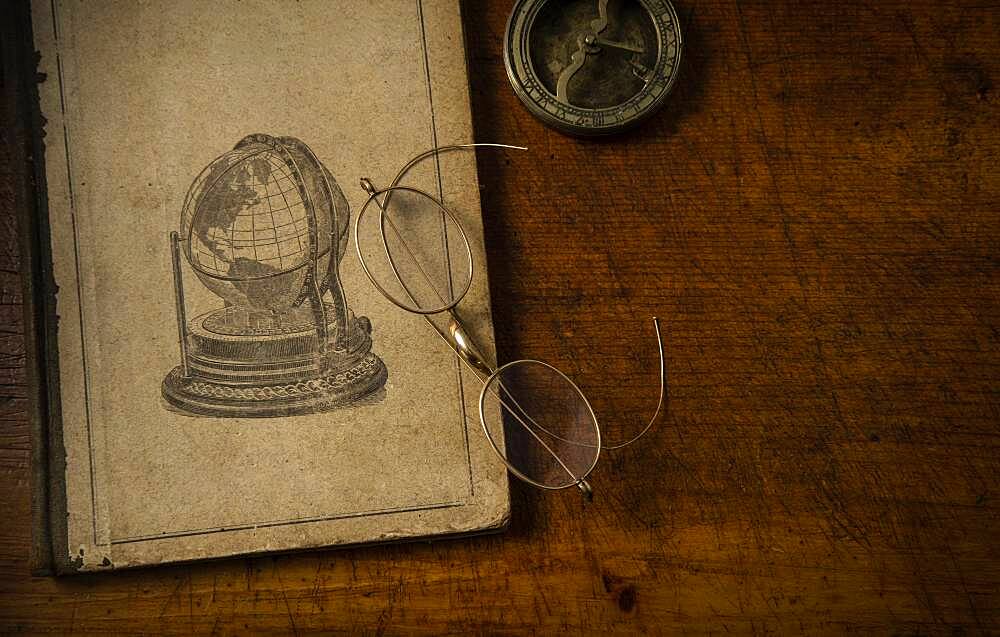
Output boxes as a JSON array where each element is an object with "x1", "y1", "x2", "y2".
[{"x1": 2, "y1": 0, "x2": 998, "y2": 633}]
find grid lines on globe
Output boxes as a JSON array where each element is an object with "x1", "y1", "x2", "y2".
[{"x1": 192, "y1": 152, "x2": 312, "y2": 280}]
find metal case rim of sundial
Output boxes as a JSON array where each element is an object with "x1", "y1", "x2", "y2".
[{"x1": 504, "y1": 0, "x2": 683, "y2": 137}]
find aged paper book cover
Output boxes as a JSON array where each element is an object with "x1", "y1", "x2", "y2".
[{"x1": 26, "y1": 0, "x2": 509, "y2": 573}]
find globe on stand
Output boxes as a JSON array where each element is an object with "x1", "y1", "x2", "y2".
[{"x1": 161, "y1": 134, "x2": 387, "y2": 417}]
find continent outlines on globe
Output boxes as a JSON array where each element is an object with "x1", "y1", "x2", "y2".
[
  {"x1": 163, "y1": 134, "x2": 387, "y2": 417},
  {"x1": 194, "y1": 155, "x2": 299, "y2": 282},
  {"x1": 182, "y1": 135, "x2": 342, "y2": 317}
]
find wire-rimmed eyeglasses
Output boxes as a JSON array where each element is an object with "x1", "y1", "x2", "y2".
[{"x1": 355, "y1": 144, "x2": 664, "y2": 499}]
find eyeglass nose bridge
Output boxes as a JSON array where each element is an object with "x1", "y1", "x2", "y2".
[
  {"x1": 448, "y1": 314, "x2": 493, "y2": 379},
  {"x1": 359, "y1": 177, "x2": 377, "y2": 197}
]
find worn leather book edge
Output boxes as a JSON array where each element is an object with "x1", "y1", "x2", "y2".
[{"x1": 7, "y1": 0, "x2": 78, "y2": 576}]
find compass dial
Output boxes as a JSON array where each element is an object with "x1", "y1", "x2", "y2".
[{"x1": 505, "y1": 0, "x2": 683, "y2": 136}]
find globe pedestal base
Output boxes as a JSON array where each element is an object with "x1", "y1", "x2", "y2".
[
  {"x1": 162, "y1": 354, "x2": 387, "y2": 417},
  {"x1": 162, "y1": 307, "x2": 387, "y2": 417}
]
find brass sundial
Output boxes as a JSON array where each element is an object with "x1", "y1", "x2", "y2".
[{"x1": 504, "y1": 0, "x2": 683, "y2": 136}]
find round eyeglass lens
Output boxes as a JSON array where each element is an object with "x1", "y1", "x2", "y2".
[
  {"x1": 479, "y1": 360, "x2": 600, "y2": 490},
  {"x1": 356, "y1": 186, "x2": 473, "y2": 314}
]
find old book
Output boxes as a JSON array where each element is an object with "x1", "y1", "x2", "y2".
[{"x1": 22, "y1": 0, "x2": 509, "y2": 573}]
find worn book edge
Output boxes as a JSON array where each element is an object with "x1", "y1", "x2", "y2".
[{"x1": 6, "y1": 0, "x2": 75, "y2": 575}]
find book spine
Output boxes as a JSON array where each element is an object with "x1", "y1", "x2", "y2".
[{"x1": 4, "y1": 0, "x2": 75, "y2": 576}]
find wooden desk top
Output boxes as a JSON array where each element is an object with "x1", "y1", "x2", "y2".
[{"x1": 1, "y1": 0, "x2": 997, "y2": 633}]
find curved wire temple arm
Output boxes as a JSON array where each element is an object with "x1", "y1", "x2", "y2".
[
  {"x1": 388, "y1": 143, "x2": 528, "y2": 189},
  {"x1": 601, "y1": 316, "x2": 665, "y2": 450}
]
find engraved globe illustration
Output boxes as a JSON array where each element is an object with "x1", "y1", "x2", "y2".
[
  {"x1": 162, "y1": 134, "x2": 387, "y2": 417},
  {"x1": 182, "y1": 139, "x2": 338, "y2": 319}
]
